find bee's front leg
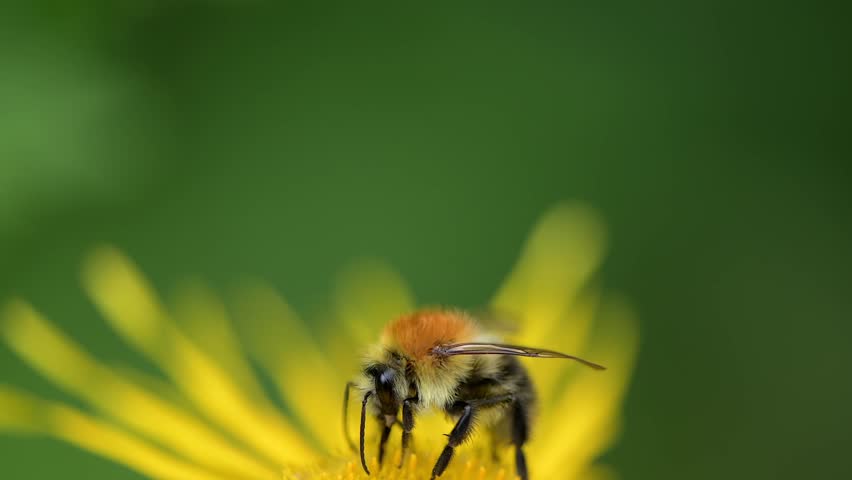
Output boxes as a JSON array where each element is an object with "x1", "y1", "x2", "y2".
[
  {"x1": 398, "y1": 395, "x2": 418, "y2": 468},
  {"x1": 377, "y1": 420, "x2": 392, "y2": 466}
]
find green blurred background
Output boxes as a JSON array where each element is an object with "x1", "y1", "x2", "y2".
[{"x1": 1, "y1": 2, "x2": 850, "y2": 479}]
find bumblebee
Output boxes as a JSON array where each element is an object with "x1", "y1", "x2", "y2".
[{"x1": 343, "y1": 309, "x2": 604, "y2": 480}]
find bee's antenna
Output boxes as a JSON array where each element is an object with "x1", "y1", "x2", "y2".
[
  {"x1": 360, "y1": 391, "x2": 373, "y2": 475},
  {"x1": 343, "y1": 382, "x2": 357, "y2": 452}
]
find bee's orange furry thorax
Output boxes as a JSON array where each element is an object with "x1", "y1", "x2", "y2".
[{"x1": 384, "y1": 309, "x2": 478, "y2": 360}]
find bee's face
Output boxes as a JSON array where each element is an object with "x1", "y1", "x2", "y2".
[{"x1": 364, "y1": 351, "x2": 411, "y2": 426}]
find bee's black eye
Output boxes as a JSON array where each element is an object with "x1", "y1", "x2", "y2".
[
  {"x1": 378, "y1": 368, "x2": 394, "y2": 386},
  {"x1": 376, "y1": 367, "x2": 394, "y2": 392},
  {"x1": 372, "y1": 366, "x2": 398, "y2": 412}
]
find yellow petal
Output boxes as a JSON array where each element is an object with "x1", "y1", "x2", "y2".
[
  {"x1": 525, "y1": 289, "x2": 601, "y2": 404},
  {"x1": 168, "y1": 324, "x2": 318, "y2": 465},
  {"x1": 492, "y1": 203, "x2": 606, "y2": 347},
  {"x1": 80, "y1": 246, "x2": 316, "y2": 465},
  {"x1": 331, "y1": 258, "x2": 416, "y2": 354},
  {"x1": 51, "y1": 405, "x2": 234, "y2": 480},
  {"x1": 531, "y1": 296, "x2": 639, "y2": 479},
  {"x1": 0, "y1": 385, "x2": 46, "y2": 432},
  {"x1": 171, "y1": 280, "x2": 281, "y2": 417},
  {"x1": 231, "y1": 281, "x2": 345, "y2": 453},
  {"x1": 0, "y1": 386, "x2": 232, "y2": 480},
  {"x1": 0, "y1": 300, "x2": 279, "y2": 479}
]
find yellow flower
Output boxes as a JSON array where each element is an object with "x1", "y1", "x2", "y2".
[{"x1": 0, "y1": 203, "x2": 637, "y2": 480}]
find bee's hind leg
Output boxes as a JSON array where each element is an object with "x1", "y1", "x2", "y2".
[
  {"x1": 510, "y1": 400, "x2": 530, "y2": 480},
  {"x1": 431, "y1": 394, "x2": 514, "y2": 480},
  {"x1": 430, "y1": 402, "x2": 474, "y2": 480}
]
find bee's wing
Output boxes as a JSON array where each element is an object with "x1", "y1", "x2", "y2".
[{"x1": 431, "y1": 342, "x2": 606, "y2": 370}]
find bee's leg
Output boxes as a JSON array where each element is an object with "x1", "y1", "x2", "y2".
[
  {"x1": 399, "y1": 396, "x2": 417, "y2": 468},
  {"x1": 430, "y1": 402, "x2": 474, "y2": 480},
  {"x1": 510, "y1": 400, "x2": 530, "y2": 480},
  {"x1": 431, "y1": 395, "x2": 513, "y2": 480},
  {"x1": 377, "y1": 421, "x2": 392, "y2": 467},
  {"x1": 342, "y1": 382, "x2": 359, "y2": 452}
]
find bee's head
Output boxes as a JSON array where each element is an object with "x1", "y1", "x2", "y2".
[
  {"x1": 351, "y1": 350, "x2": 416, "y2": 475},
  {"x1": 363, "y1": 350, "x2": 412, "y2": 427}
]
